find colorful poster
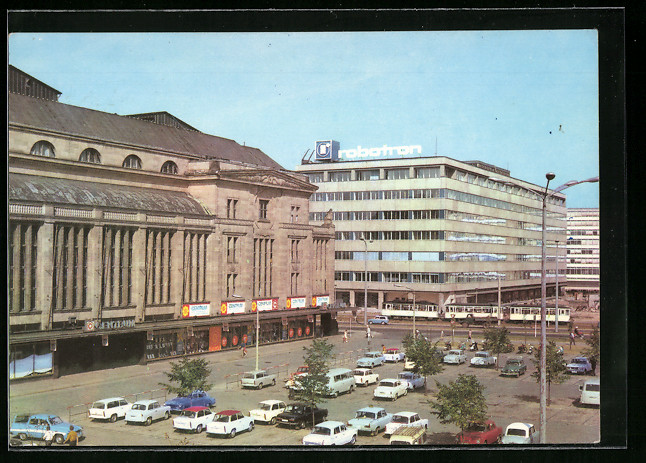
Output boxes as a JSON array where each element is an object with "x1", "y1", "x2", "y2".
[
  {"x1": 312, "y1": 295, "x2": 330, "y2": 307},
  {"x1": 287, "y1": 296, "x2": 307, "y2": 309},
  {"x1": 182, "y1": 303, "x2": 210, "y2": 318},
  {"x1": 253, "y1": 298, "x2": 278, "y2": 312},
  {"x1": 225, "y1": 301, "x2": 246, "y2": 314}
]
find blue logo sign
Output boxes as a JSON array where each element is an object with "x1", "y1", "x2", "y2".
[{"x1": 315, "y1": 140, "x2": 339, "y2": 162}]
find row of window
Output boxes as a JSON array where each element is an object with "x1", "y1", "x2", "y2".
[
  {"x1": 335, "y1": 230, "x2": 544, "y2": 247},
  {"x1": 335, "y1": 270, "x2": 564, "y2": 284},
  {"x1": 334, "y1": 250, "x2": 562, "y2": 263},
  {"x1": 566, "y1": 268, "x2": 600, "y2": 275},
  {"x1": 29, "y1": 140, "x2": 179, "y2": 174},
  {"x1": 568, "y1": 229, "x2": 600, "y2": 236}
]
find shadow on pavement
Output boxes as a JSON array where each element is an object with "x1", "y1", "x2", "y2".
[
  {"x1": 426, "y1": 432, "x2": 456, "y2": 445},
  {"x1": 514, "y1": 394, "x2": 539, "y2": 403}
]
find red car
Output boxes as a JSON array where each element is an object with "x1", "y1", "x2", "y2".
[{"x1": 456, "y1": 420, "x2": 502, "y2": 444}]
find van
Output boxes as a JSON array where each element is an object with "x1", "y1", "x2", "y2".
[
  {"x1": 325, "y1": 368, "x2": 356, "y2": 397},
  {"x1": 579, "y1": 378, "x2": 600, "y2": 406},
  {"x1": 390, "y1": 425, "x2": 426, "y2": 445}
]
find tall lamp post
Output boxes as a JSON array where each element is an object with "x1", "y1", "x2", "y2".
[
  {"x1": 538, "y1": 174, "x2": 599, "y2": 444},
  {"x1": 360, "y1": 236, "x2": 370, "y2": 346},
  {"x1": 555, "y1": 240, "x2": 559, "y2": 333},
  {"x1": 394, "y1": 284, "x2": 416, "y2": 336}
]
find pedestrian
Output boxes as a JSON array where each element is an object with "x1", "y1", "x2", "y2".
[
  {"x1": 63, "y1": 425, "x2": 78, "y2": 447},
  {"x1": 569, "y1": 331, "x2": 576, "y2": 349},
  {"x1": 574, "y1": 326, "x2": 581, "y2": 338},
  {"x1": 366, "y1": 326, "x2": 371, "y2": 339},
  {"x1": 43, "y1": 424, "x2": 54, "y2": 447},
  {"x1": 242, "y1": 343, "x2": 247, "y2": 357},
  {"x1": 382, "y1": 344, "x2": 386, "y2": 354},
  {"x1": 468, "y1": 329, "x2": 472, "y2": 342},
  {"x1": 343, "y1": 330, "x2": 348, "y2": 343},
  {"x1": 590, "y1": 357, "x2": 597, "y2": 375}
]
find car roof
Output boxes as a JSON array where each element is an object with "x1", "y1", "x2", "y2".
[
  {"x1": 367, "y1": 351, "x2": 383, "y2": 355},
  {"x1": 475, "y1": 351, "x2": 490, "y2": 354},
  {"x1": 245, "y1": 369, "x2": 266, "y2": 374},
  {"x1": 315, "y1": 421, "x2": 345, "y2": 428},
  {"x1": 393, "y1": 411, "x2": 417, "y2": 417},
  {"x1": 584, "y1": 377, "x2": 600, "y2": 385},
  {"x1": 354, "y1": 368, "x2": 372, "y2": 371},
  {"x1": 215, "y1": 410, "x2": 241, "y2": 415},
  {"x1": 506, "y1": 422, "x2": 533, "y2": 430},
  {"x1": 184, "y1": 406, "x2": 209, "y2": 412},
  {"x1": 93, "y1": 397, "x2": 126, "y2": 402},
  {"x1": 380, "y1": 378, "x2": 399, "y2": 382},
  {"x1": 386, "y1": 348, "x2": 399, "y2": 351},
  {"x1": 357, "y1": 406, "x2": 386, "y2": 412},
  {"x1": 328, "y1": 368, "x2": 352, "y2": 375},
  {"x1": 133, "y1": 399, "x2": 157, "y2": 405},
  {"x1": 259, "y1": 400, "x2": 285, "y2": 405}
]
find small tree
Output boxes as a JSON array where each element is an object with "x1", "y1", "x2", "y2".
[
  {"x1": 430, "y1": 374, "x2": 488, "y2": 433},
  {"x1": 530, "y1": 340, "x2": 568, "y2": 405},
  {"x1": 582, "y1": 325, "x2": 600, "y2": 365},
  {"x1": 482, "y1": 325, "x2": 514, "y2": 369},
  {"x1": 402, "y1": 333, "x2": 444, "y2": 393},
  {"x1": 159, "y1": 357, "x2": 213, "y2": 397},
  {"x1": 290, "y1": 338, "x2": 334, "y2": 427}
]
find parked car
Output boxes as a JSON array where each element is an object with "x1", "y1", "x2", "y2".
[
  {"x1": 249, "y1": 400, "x2": 287, "y2": 425},
  {"x1": 397, "y1": 371, "x2": 426, "y2": 390},
  {"x1": 325, "y1": 368, "x2": 356, "y2": 397},
  {"x1": 470, "y1": 351, "x2": 497, "y2": 367},
  {"x1": 383, "y1": 348, "x2": 406, "y2": 363},
  {"x1": 284, "y1": 365, "x2": 309, "y2": 388},
  {"x1": 172, "y1": 406, "x2": 215, "y2": 433},
  {"x1": 206, "y1": 410, "x2": 254, "y2": 438},
  {"x1": 276, "y1": 403, "x2": 328, "y2": 429},
  {"x1": 368, "y1": 315, "x2": 389, "y2": 325},
  {"x1": 444, "y1": 349, "x2": 467, "y2": 365},
  {"x1": 241, "y1": 369, "x2": 278, "y2": 389},
  {"x1": 456, "y1": 420, "x2": 502, "y2": 444},
  {"x1": 385, "y1": 411, "x2": 428, "y2": 436},
  {"x1": 579, "y1": 378, "x2": 600, "y2": 406},
  {"x1": 500, "y1": 357, "x2": 527, "y2": 377},
  {"x1": 164, "y1": 390, "x2": 215, "y2": 413},
  {"x1": 566, "y1": 357, "x2": 593, "y2": 375},
  {"x1": 389, "y1": 425, "x2": 427, "y2": 445},
  {"x1": 125, "y1": 400, "x2": 171, "y2": 426},
  {"x1": 347, "y1": 406, "x2": 393, "y2": 436},
  {"x1": 501, "y1": 422, "x2": 538, "y2": 444},
  {"x1": 353, "y1": 368, "x2": 380, "y2": 386},
  {"x1": 373, "y1": 379, "x2": 408, "y2": 401},
  {"x1": 10, "y1": 414, "x2": 83, "y2": 444},
  {"x1": 88, "y1": 397, "x2": 131, "y2": 422},
  {"x1": 302, "y1": 421, "x2": 358, "y2": 446},
  {"x1": 357, "y1": 351, "x2": 385, "y2": 368}
]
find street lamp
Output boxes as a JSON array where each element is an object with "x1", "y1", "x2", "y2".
[
  {"x1": 234, "y1": 293, "x2": 260, "y2": 371},
  {"x1": 360, "y1": 236, "x2": 371, "y2": 347},
  {"x1": 538, "y1": 174, "x2": 599, "y2": 444},
  {"x1": 394, "y1": 284, "x2": 416, "y2": 336}
]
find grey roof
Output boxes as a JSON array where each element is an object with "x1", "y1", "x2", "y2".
[
  {"x1": 9, "y1": 92, "x2": 284, "y2": 170},
  {"x1": 9, "y1": 173, "x2": 210, "y2": 216}
]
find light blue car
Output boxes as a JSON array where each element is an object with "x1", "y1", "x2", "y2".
[
  {"x1": 397, "y1": 371, "x2": 426, "y2": 390},
  {"x1": 357, "y1": 351, "x2": 385, "y2": 368},
  {"x1": 10, "y1": 414, "x2": 83, "y2": 444},
  {"x1": 348, "y1": 406, "x2": 393, "y2": 436},
  {"x1": 368, "y1": 316, "x2": 389, "y2": 325}
]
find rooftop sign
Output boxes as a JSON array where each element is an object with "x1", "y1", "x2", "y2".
[{"x1": 315, "y1": 141, "x2": 422, "y2": 162}]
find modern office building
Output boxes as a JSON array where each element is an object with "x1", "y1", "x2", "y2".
[
  {"x1": 565, "y1": 208, "x2": 600, "y2": 309},
  {"x1": 295, "y1": 142, "x2": 568, "y2": 312},
  {"x1": 8, "y1": 66, "x2": 336, "y2": 380}
]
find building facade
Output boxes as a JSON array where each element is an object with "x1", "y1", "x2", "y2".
[
  {"x1": 8, "y1": 66, "x2": 336, "y2": 380},
  {"x1": 565, "y1": 208, "x2": 600, "y2": 309},
  {"x1": 295, "y1": 152, "x2": 567, "y2": 312}
]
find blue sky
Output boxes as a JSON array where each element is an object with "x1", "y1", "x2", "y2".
[{"x1": 8, "y1": 31, "x2": 599, "y2": 207}]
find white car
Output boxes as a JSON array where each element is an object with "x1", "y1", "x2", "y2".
[
  {"x1": 383, "y1": 348, "x2": 406, "y2": 363},
  {"x1": 240, "y1": 370, "x2": 277, "y2": 389},
  {"x1": 88, "y1": 397, "x2": 131, "y2": 422},
  {"x1": 302, "y1": 421, "x2": 357, "y2": 446},
  {"x1": 443, "y1": 349, "x2": 467, "y2": 364},
  {"x1": 397, "y1": 371, "x2": 426, "y2": 390},
  {"x1": 501, "y1": 422, "x2": 539, "y2": 444},
  {"x1": 125, "y1": 400, "x2": 171, "y2": 426},
  {"x1": 470, "y1": 351, "x2": 497, "y2": 367},
  {"x1": 249, "y1": 400, "x2": 287, "y2": 425},
  {"x1": 353, "y1": 368, "x2": 379, "y2": 386},
  {"x1": 373, "y1": 379, "x2": 408, "y2": 401},
  {"x1": 385, "y1": 411, "x2": 429, "y2": 436},
  {"x1": 172, "y1": 406, "x2": 214, "y2": 433},
  {"x1": 403, "y1": 358, "x2": 416, "y2": 371},
  {"x1": 206, "y1": 410, "x2": 254, "y2": 438}
]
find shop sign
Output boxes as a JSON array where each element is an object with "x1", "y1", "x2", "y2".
[
  {"x1": 312, "y1": 295, "x2": 330, "y2": 307},
  {"x1": 220, "y1": 301, "x2": 246, "y2": 315},
  {"x1": 84, "y1": 318, "x2": 136, "y2": 332},
  {"x1": 182, "y1": 303, "x2": 211, "y2": 318},
  {"x1": 287, "y1": 296, "x2": 307, "y2": 309},
  {"x1": 339, "y1": 144, "x2": 422, "y2": 159},
  {"x1": 252, "y1": 298, "x2": 278, "y2": 312}
]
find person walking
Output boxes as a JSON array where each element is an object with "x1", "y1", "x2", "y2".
[
  {"x1": 366, "y1": 326, "x2": 371, "y2": 339},
  {"x1": 43, "y1": 425, "x2": 55, "y2": 447},
  {"x1": 381, "y1": 344, "x2": 386, "y2": 354},
  {"x1": 569, "y1": 331, "x2": 576, "y2": 349},
  {"x1": 63, "y1": 425, "x2": 78, "y2": 447},
  {"x1": 590, "y1": 357, "x2": 597, "y2": 375},
  {"x1": 343, "y1": 330, "x2": 348, "y2": 343}
]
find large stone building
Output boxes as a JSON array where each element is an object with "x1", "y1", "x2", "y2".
[
  {"x1": 295, "y1": 144, "x2": 567, "y2": 312},
  {"x1": 8, "y1": 66, "x2": 335, "y2": 380}
]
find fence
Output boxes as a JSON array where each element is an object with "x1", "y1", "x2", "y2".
[
  {"x1": 67, "y1": 388, "x2": 168, "y2": 422},
  {"x1": 224, "y1": 363, "x2": 290, "y2": 390}
]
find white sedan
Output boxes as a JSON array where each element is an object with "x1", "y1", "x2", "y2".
[
  {"x1": 383, "y1": 348, "x2": 406, "y2": 363},
  {"x1": 302, "y1": 421, "x2": 357, "y2": 446},
  {"x1": 373, "y1": 379, "x2": 408, "y2": 401},
  {"x1": 443, "y1": 349, "x2": 467, "y2": 365},
  {"x1": 249, "y1": 400, "x2": 286, "y2": 425},
  {"x1": 385, "y1": 411, "x2": 429, "y2": 436},
  {"x1": 172, "y1": 406, "x2": 214, "y2": 433},
  {"x1": 206, "y1": 410, "x2": 254, "y2": 438},
  {"x1": 470, "y1": 351, "x2": 497, "y2": 367},
  {"x1": 353, "y1": 368, "x2": 379, "y2": 386}
]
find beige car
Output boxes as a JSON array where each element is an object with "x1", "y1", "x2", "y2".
[{"x1": 390, "y1": 425, "x2": 427, "y2": 445}]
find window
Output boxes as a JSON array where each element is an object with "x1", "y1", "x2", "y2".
[
  {"x1": 101, "y1": 226, "x2": 134, "y2": 308},
  {"x1": 329, "y1": 171, "x2": 351, "y2": 182},
  {"x1": 415, "y1": 167, "x2": 440, "y2": 178},
  {"x1": 291, "y1": 239, "x2": 300, "y2": 262},
  {"x1": 161, "y1": 161, "x2": 178, "y2": 174},
  {"x1": 79, "y1": 148, "x2": 101, "y2": 164},
  {"x1": 290, "y1": 206, "x2": 300, "y2": 223},
  {"x1": 386, "y1": 168, "x2": 410, "y2": 180},
  {"x1": 227, "y1": 236, "x2": 238, "y2": 263},
  {"x1": 356, "y1": 169, "x2": 380, "y2": 181},
  {"x1": 307, "y1": 172, "x2": 324, "y2": 183},
  {"x1": 123, "y1": 154, "x2": 142, "y2": 169},
  {"x1": 291, "y1": 272, "x2": 299, "y2": 294},
  {"x1": 227, "y1": 199, "x2": 238, "y2": 219},
  {"x1": 30, "y1": 140, "x2": 55, "y2": 157},
  {"x1": 9, "y1": 222, "x2": 39, "y2": 313},
  {"x1": 259, "y1": 200, "x2": 269, "y2": 220},
  {"x1": 226, "y1": 273, "x2": 238, "y2": 298}
]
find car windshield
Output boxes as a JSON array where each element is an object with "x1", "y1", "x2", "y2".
[
  {"x1": 392, "y1": 415, "x2": 409, "y2": 423},
  {"x1": 356, "y1": 411, "x2": 376, "y2": 419},
  {"x1": 132, "y1": 404, "x2": 147, "y2": 410},
  {"x1": 180, "y1": 410, "x2": 197, "y2": 418},
  {"x1": 586, "y1": 383, "x2": 600, "y2": 392},
  {"x1": 506, "y1": 428, "x2": 527, "y2": 437},
  {"x1": 14, "y1": 415, "x2": 30, "y2": 423},
  {"x1": 448, "y1": 350, "x2": 461, "y2": 355},
  {"x1": 91, "y1": 402, "x2": 106, "y2": 409},
  {"x1": 215, "y1": 415, "x2": 231, "y2": 423},
  {"x1": 369, "y1": 353, "x2": 380, "y2": 358},
  {"x1": 398, "y1": 373, "x2": 411, "y2": 379},
  {"x1": 311, "y1": 426, "x2": 331, "y2": 435},
  {"x1": 465, "y1": 423, "x2": 486, "y2": 432},
  {"x1": 285, "y1": 405, "x2": 302, "y2": 413},
  {"x1": 243, "y1": 373, "x2": 256, "y2": 379},
  {"x1": 259, "y1": 403, "x2": 273, "y2": 410},
  {"x1": 476, "y1": 353, "x2": 487, "y2": 358},
  {"x1": 354, "y1": 370, "x2": 365, "y2": 376},
  {"x1": 380, "y1": 381, "x2": 396, "y2": 388},
  {"x1": 573, "y1": 358, "x2": 587, "y2": 364},
  {"x1": 49, "y1": 417, "x2": 63, "y2": 425},
  {"x1": 507, "y1": 360, "x2": 521, "y2": 365}
]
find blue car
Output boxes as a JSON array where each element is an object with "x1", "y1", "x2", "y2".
[
  {"x1": 10, "y1": 413, "x2": 83, "y2": 444},
  {"x1": 164, "y1": 390, "x2": 216, "y2": 413},
  {"x1": 368, "y1": 316, "x2": 389, "y2": 325}
]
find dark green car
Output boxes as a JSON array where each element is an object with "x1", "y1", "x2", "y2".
[{"x1": 500, "y1": 358, "x2": 527, "y2": 377}]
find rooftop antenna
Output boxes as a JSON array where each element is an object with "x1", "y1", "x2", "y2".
[{"x1": 301, "y1": 149, "x2": 314, "y2": 164}]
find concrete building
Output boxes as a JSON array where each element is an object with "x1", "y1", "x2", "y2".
[
  {"x1": 295, "y1": 145, "x2": 567, "y2": 312},
  {"x1": 8, "y1": 66, "x2": 335, "y2": 380},
  {"x1": 565, "y1": 208, "x2": 600, "y2": 309}
]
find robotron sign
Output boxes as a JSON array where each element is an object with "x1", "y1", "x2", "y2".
[{"x1": 315, "y1": 140, "x2": 422, "y2": 162}]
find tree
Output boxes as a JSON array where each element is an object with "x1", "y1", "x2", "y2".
[
  {"x1": 430, "y1": 374, "x2": 488, "y2": 432},
  {"x1": 482, "y1": 325, "x2": 514, "y2": 369},
  {"x1": 159, "y1": 357, "x2": 213, "y2": 397},
  {"x1": 530, "y1": 340, "x2": 568, "y2": 405},
  {"x1": 582, "y1": 325, "x2": 600, "y2": 365},
  {"x1": 290, "y1": 338, "x2": 335, "y2": 427},
  {"x1": 402, "y1": 333, "x2": 444, "y2": 393}
]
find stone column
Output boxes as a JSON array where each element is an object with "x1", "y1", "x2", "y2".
[
  {"x1": 37, "y1": 214, "x2": 55, "y2": 330},
  {"x1": 86, "y1": 221, "x2": 103, "y2": 321},
  {"x1": 132, "y1": 223, "x2": 147, "y2": 323},
  {"x1": 378, "y1": 291, "x2": 384, "y2": 311},
  {"x1": 349, "y1": 290, "x2": 356, "y2": 308},
  {"x1": 170, "y1": 226, "x2": 185, "y2": 317}
]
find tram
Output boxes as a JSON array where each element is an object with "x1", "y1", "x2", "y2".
[
  {"x1": 443, "y1": 304, "x2": 501, "y2": 323},
  {"x1": 507, "y1": 306, "x2": 571, "y2": 323},
  {"x1": 382, "y1": 302, "x2": 440, "y2": 320}
]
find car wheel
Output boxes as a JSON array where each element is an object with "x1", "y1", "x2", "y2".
[
  {"x1": 18, "y1": 433, "x2": 27, "y2": 441},
  {"x1": 391, "y1": 396, "x2": 396, "y2": 401},
  {"x1": 403, "y1": 389, "x2": 408, "y2": 396},
  {"x1": 350, "y1": 435, "x2": 356, "y2": 445},
  {"x1": 369, "y1": 321, "x2": 373, "y2": 325},
  {"x1": 495, "y1": 435, "x2": 501, "y2": 444},
  {"x1": 272, "y1": 379, "x2": 276, "y2": 386},
  {"x1": 270, "y1": 417, "x2": 276, "y2": 425},
  {"x1": 146, "y1": 416, "x2": 152, "y2": 426},
  {"x1": 229, "y1": 428, "x2": 236, "y2": 438},
  {"x1": 257, "y1": 383, "x2": 262, "y2": 390},
  {"x1": 196, "y1": 424, "x2": 203, "y2": 434},
  {"x1": 248, "y1": 422, "x2": 254, "y2": 432},
  {"x1": 110, "y1": 414, "x2": 118, "y2": 423},
  {"x1": 371, "y1": 429, "x2": 377, "y2": 437},
  {"x1": 333, "y1": 391, "x2": 339, "y2": 398},
  {"x1": 55, "y1": 434, "x2": 65, "y2": 445},
  {"x1": 348, "y1": 385, "x2": 354, "y2": 394},
  {"x1": 165, "y1": 412, "x2": 170, "y2": 420},
  {"x1": 299, "y1": 421, "x2": 306, "y2": 430}
]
